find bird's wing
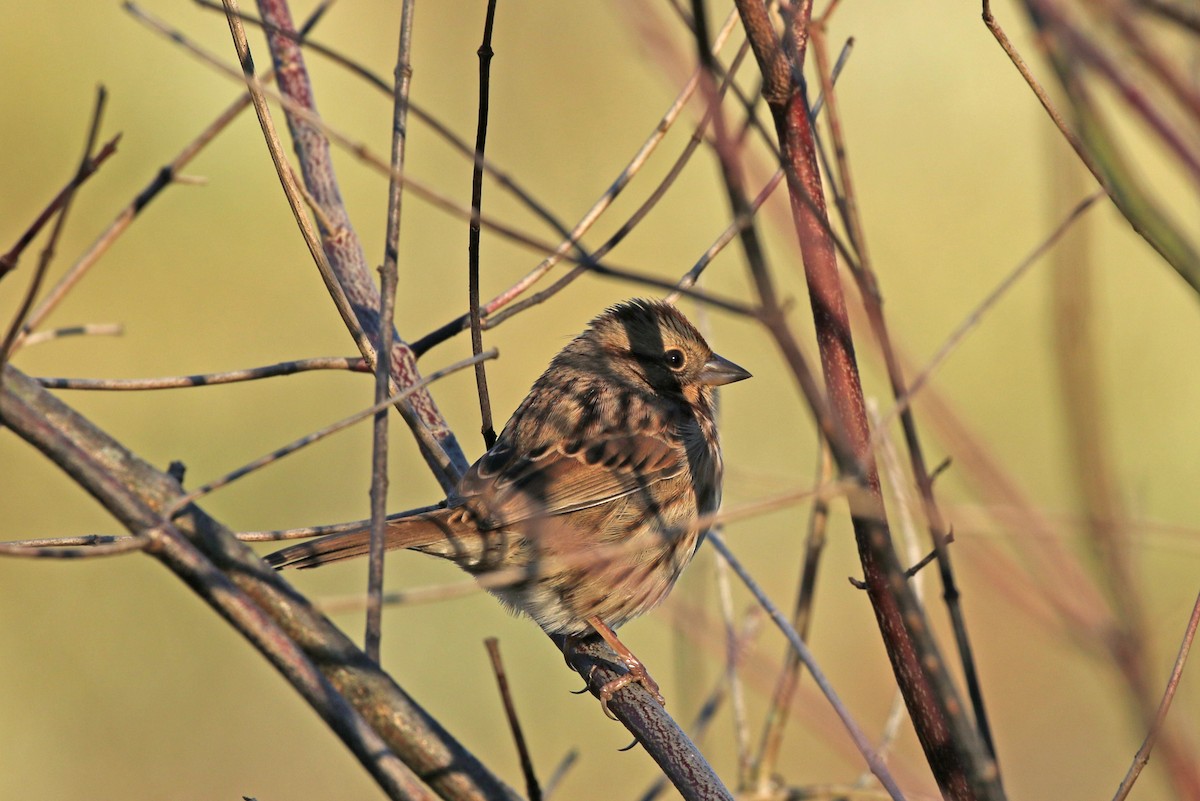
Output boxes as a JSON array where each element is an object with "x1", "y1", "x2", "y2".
[{"x1": 457, "y1": 431, "x2": 688, "y2": 528}]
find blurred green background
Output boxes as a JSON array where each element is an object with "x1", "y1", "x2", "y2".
[{"x1": 2, "y1": 2, "x2": 1198, "y2": 799}]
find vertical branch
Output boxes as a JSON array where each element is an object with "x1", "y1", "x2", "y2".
[
  {"x1": 366, "y1": 262, "x2": 398, "y2": 662},
  {"x1": 484, "y1": 638, "x2": 541, "y2": 801},
  {"x1": 470, "y1": 0, "x2": 499, "y2": 449},
  {"x1": 366, "y1": 0, "x2": 417, "y2": 667},
  {"x1": 382, "y1": 0, "x2": 416, "y2": 277},
  {"x1": 731, "y1": 1, "x2": 1004, "y2": 798},
  {"x1": 809, "y1": 22, "x2": 999, "y2": 764}
]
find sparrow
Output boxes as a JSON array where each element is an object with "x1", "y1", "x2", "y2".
[{"x1": 266, "y1": 298, "x2": 750, "y2": 712}]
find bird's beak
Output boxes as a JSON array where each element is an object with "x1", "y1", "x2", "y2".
[{"x1": 698, "y1": 352, "x2": 752, "y2": 386}]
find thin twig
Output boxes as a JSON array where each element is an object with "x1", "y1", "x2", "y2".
[
  {"x1": 1111, "y1": 591, "x2": 1200, "y2": 801},
  {"x1": 706, "y1": 531, "x2": 906, "y2": 801},
  {"x1": 381, "y1": 0, "x2": 415, "y2": 277},
  {"x1": 165, "y1": 349, "x2": 496, "y2": 515},
  {"x1": 365, "y1": 221, "x2": 399, "y2": 664},
  {"x1": 713, "y1": 536, "x2": 751, "y2": 788},
  {"x1": 863, "y1": 399, "x2": 932, "y2": 776},
  {"x1": 876, "y1": 191, "x2": 1103, "y2": 435},
  {"x1": 484, "y1": 638, "x2": 541, "y2": 801},
  {"x1": 470, "y1": 0, "x2": 499, "y2": 449},
  {"x1": 1, "y1": 89, "x2": 108, "y2": 369},
  {"x1": 36, "y1": 356, "x2": 369, "y2": 390},
  {"x1": 21, "y1": 323, "x2": 123, "y2": 348},
  {"x1": 0, "y1": 536, "x2": 147, "y2": 559},
  {"x1": 364, "y1": 0, "x2": 415, "y2": 669},
  {"x1": 0, "y1": 135, "x2": 120, "y2": 280}
]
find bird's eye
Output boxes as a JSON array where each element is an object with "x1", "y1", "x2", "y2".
[{"x1": 664, "y1": 348, "x2": 686, "y2": 370}]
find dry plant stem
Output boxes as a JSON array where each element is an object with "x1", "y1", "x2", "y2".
[
  {"x1": 247, "y1": 0, "x2": 469, "y2": 491},
  {"x1": 138, "y1": 4, "x2": 758, "y2": 338},
  {"x1": 36, "y1": 356, "x2": 370, "y2": 390},
  {"x1": 1050, "y1": 158, "x2": 1200, "y2": 798},
  {"x1": 484, "y1": 638, "x2": 541, "y2": 801},
  {"x1": 215, "y1": 2, "x2": 374, "y2": 361},
  {"x1": 366, "y1": 238, "x2": 399, "y2": 663},
  {"x1": 1112, "y1": 591, "x2": 1200, "y2": 801},
  {"x1": 192, "y1": 2, "x2": 617, "y2": 323},
  {"x1": 554, "y1": 633, "x2": 735, "y2": 801},
  {"x1": 141, "y1": 2, "x2": 759, "y2": 337},
  {"x1": 470, "y1": 0, "x2": 499, "y2": 449},
  {"x1": 862, "y1": 400, "x2": 934, "y2": 780},
  {"x1": 381, "y1": 0, "x2": 415, "y2": 277},
  {"x1": 809, "y1": 24, "x2": 999, "y2": 765},
  {"x1": 707, "y1": 532, "x2": 905, "y2": 801},
  {"x1": 980, "y1": 1, "x2": 1088, "y2": 184},
  {"x1": 1101, "y1": 2, "x2": 1200, "y2": 123},
  {"x1": 472, "y1": 5, "x2": 743, "y2": 313},
  {"x1": 659, "y1": 592, "x2": 936, "y2": 795},
  {"x1": 734, "y1": 2, "x2": 1002, "y2": 798},
  {"x1": 0, "y1": 366, "x2": 512, "y2": 801},
  {"x1": 984, "y1": 1, "x2": 1200, "y2": 291},
  {"x1": 0, "y1": 536, "x2": 147, "y2": 559},
  {"x1": 0, "y1": 135, "x2": 119, "y2": 280},
  {"x1": 713, "y1": 540, "x2": 751, "y2": 787},
  {"x1": 365, "y1": 0, "x2": 416, "y2": 669},
  {"x1": 206, "y1": 0, "x2": 595, "y2": 265},
  {"x1": 479, "y1": 42, "x2": 753, "y2": 332},
  {"x1": 752, "y1": 439, "x2": 832, "y2": 793},
  {"x1": 1036, "y1": 2, "x2": 1200, "y2": 182},
  {"x1": 21, "y1": 323, "x2": 123, "y2": 347},
  {"x1": 1, "y1": 89, "x2": 107, "y2": 368},
  {"x1": 409, "y1": 9, "x2": 745, "y2": 351},
  {"x1": 1, "y1": 534, "x2": 127, "y2": 548}
]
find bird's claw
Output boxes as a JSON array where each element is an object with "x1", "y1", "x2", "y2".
[{"x1": 595, "y1": 661, "x2": 664, "y2": 720}]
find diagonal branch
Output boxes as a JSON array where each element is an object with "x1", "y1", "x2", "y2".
[
  {"x1": 233, "y1": 0, "x2": 470, "y2": 491},
  {"x1": 1, "y1": 364, "x2": 517, "y2": 801}
]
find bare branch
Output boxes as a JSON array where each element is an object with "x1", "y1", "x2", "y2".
[{"x1": 36, "y1": 356, "x2": 370, "y2": 390}]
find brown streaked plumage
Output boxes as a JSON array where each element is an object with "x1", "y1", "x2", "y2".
[{"x1": 266, "y1": 299, "x2": 750, "y2": 708}]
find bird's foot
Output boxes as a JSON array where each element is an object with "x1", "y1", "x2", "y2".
[{"x1": 585, "y1": 615, "x2": 666, "y2": 720}]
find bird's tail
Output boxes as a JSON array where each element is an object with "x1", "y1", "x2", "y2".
[{"x1": 264, "y1": 509, "x2": 456, "y2": 569}]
